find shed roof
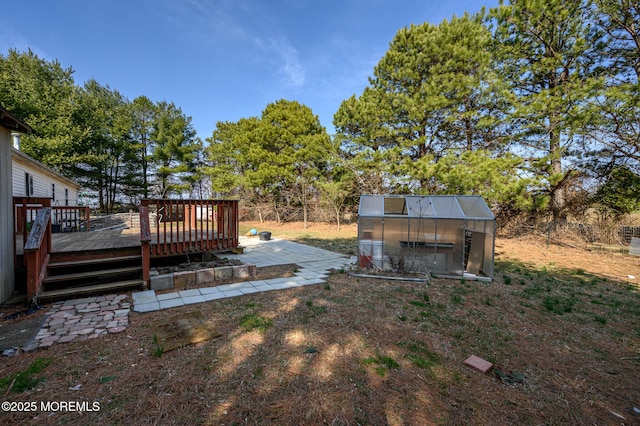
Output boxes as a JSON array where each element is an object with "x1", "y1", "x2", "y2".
[{"x1": 358, "y1": 195, "x2": 494, "y2": 220}]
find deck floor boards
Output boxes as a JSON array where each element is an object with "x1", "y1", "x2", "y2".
[
  {"x1": 16, "y1": 228, "x2": 229, "y2": 255},
  {"x1": 54, "y1": 229, "x2": 141, "y2": 252}
]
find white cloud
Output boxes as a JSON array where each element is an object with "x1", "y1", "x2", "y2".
[
  {"x1": 161, "y1": 0, "x2": 305, "y2": 89},
  {"x1": 0, "y1": 20, "x2": 47, "y2": 57},
  {"x1": 160, "y1": 0, "x2": 249, "y2": 43},
  {"x1": 267, "y1": 38, "x2": 305, "y2": 89}
]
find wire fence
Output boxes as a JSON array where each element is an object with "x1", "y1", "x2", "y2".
[
  {"x1": 562, "y1": 223, "x2": 640, "y2": 245},
  {"x1": 500, "y1": 220, "x2": 640, "y2": 248},
  {"x1": 89, "y1": 211, "x2": 139, "y2": 231}
]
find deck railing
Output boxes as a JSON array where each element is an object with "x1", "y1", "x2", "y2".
[
  {"x1": 140, "y1": 199, "x2": 239, "y2": 257},
  {"x1": 24, "y1": 207, "x2": 52, "y2": 302},
  {"x1": 14, "y1": 197, "x2": 90, "y2": 267},
  {"x1": 14, "y1": 197, "x2": 89, "y2": 234},
  {"x1": 14, "y1": 196, "x2": 51, "y2": 233},
  {"x1": 91, "y1": 211, "x2": 140, "y2": 231},
  {"x1": 14, "y1": 197, "x2": 51, "y2": 267},
  {"x1": 51, "y1": 206, "x2": 91, "y2": 232}
]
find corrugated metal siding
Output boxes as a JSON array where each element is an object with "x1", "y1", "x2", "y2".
[{"x1": 0, "y1": 128, "x2": 15, "y2": 302}]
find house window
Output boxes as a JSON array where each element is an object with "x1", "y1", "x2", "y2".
[
  {"x1": 51, "y1": 183, "x2": 56, "y2": 202},
  {"x1": 65, "y1": 189, "x2": 69, "y2": 206},
  {"x1": 25, "y1": 173, "x2": 34, "y2": 196}
]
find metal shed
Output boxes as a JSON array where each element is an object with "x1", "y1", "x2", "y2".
[{"x1": 357, "y1": 195, "x2": 496, "y2": 281}]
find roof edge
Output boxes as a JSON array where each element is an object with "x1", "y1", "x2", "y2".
[{"x1": 0, "y1": 105, "x2": 33, "y2": 134}]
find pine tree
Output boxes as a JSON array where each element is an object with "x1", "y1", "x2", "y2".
[
  {"x1": 334, "y1": 13, "x2": 516, "y2": 201},
  {"x1": 490, "y1": 0, "x2": 599, "y2": 221},
  {"x1": 205, "y1": 100, "x2": 332, "y2": 228},
  {"x1": 151, "y1": 101, "x2": 200, "y2": 197}
]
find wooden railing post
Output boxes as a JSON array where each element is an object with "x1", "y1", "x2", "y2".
[
  {"x1": 84, "y1": 206, "x2": 90, "y2": 231},
  {"x1": 140, "y1": 205, "x2": 151, "y2": 288},
  {"x1": 233, "y1": 199, "x2": 239, "y2": 247},
  {"x1": 25, "y1": 250, "x2": 40, "y2": 302}
]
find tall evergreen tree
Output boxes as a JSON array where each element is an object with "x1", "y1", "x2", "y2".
[
  {"x1": 584, "y1": 0, "x2": 639, "y2": 166},
  {"x1": 334, "y1": 13, "x2": 518, "y2": 202},
  {"x1": 260, "y1": 100, "x2": 332, "y2": 228},
  {"x1": 206, "y1": 117, "x2": 261, "y2": 197},
  {"x1": 206, "y1": 100, "x2": 332, "y2": 228},
  {"x1": 490, "y1": 0, "x2": 599, "y2": 220},
  {"x1": 73, "y1": 79, "x2": 131, "y2": 212},
  {"x1": 151, "y1": 101, "x2": 200, "y2": 197},
  {"x1": 0, "y1": 49, "x2": 84, "y2": 174},
  {"x1": 129, "y1": 96, "x2": 156, "y2": 198}
]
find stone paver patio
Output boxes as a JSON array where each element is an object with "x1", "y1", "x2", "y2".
[{"x1": 131, "y1": 237, "x2": 355, "y2": 313}]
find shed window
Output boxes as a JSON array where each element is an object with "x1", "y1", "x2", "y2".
[
  {"x1": 65, "y1": 188, "x2": 69, "y2": 206},
  {"x1": 51, "y1": 183, "x2": 56, "y2": 202},
  {"x1": 383, "y1": 197, "x2": 407, "y2": 215}
]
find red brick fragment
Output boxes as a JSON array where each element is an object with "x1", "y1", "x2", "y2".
[{"x1": 464, "y1": 355, "x2": 493, "y2": 373}]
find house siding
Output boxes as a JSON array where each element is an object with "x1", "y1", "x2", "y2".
[
  {"x1": 12, "y1": 149, "x2": 79, "y2": 206},
  {"x1": 0, "y1": 128, "x2": 14, "y2": 303}
]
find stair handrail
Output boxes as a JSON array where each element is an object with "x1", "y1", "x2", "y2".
[
  {"x1": 139, "y1": 205, "x2": 151, "y2": 287},
  {"x1": 24, "y1": 207, "x2": 52, "y2": 302},
  {"x1": 13, "y1": 196, "x2": 52, "y2": 267}
]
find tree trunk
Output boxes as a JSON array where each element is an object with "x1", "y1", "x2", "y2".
[
  {"x1": 465, "y1": 113, "x2": 473, "y2": 152},
  {"x1": 303, "y1": 204, "x2": 308, "y2": 229},
  {"x1": 549, "y1": 116, "x2": 566, "y2": 222},
  {"x1": 273, "y1": 201, "x2": 281, "y2": 224},
  {"x1": 98, "y1": 175, "x2": 106, "y2": 213},
  {"x1": 142, "y1": 136, "x2": 148, "y2": 199}
]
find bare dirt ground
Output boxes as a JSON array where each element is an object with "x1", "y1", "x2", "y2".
[
  {"x1": 1, "y1": 221, "x2": 638, "y2": 425},
  {"x1": 497, "y1": 234, "x2": 639, "y2": 285}
]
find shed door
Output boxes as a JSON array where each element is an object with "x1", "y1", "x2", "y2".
[{"x1": 465, "y1": 231, "x2": 486, "y2": 275}]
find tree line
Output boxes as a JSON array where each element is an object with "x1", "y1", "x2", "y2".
[
  {"x1": 1, "y1": 0, "x2": 638, "y2": 225},
  {"x1": 0, "y1": 50, "x2": 202, "y2": 213}
]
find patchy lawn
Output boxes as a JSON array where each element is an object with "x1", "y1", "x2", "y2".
[{"x1": 1, "y1": 222, "x2": 638, "y2": 425}]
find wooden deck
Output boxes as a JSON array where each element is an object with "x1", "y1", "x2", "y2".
[
  {"x1": 14, "y1": 198, "x2": 239, "y2": 301},
  {"x1": 16, "y1": 229, "x2": 137, "y2": 255}
]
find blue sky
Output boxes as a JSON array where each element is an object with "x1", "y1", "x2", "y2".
[{"x1": 2, "y1": 0, "x2": 496, "y2": 139}]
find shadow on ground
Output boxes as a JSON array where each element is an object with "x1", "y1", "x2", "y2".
[{"x1": 0, "y1": 308, "x2": 45, "y2": 353}]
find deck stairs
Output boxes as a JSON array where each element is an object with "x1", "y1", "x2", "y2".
[{"x1": 37, "y1": 247, "x2": 145, "y2": 303}]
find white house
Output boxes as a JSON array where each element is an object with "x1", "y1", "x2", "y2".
[
  {"x1": 11, "y1": 134, "x2": 80, "y2": 206},
  {"x1": 0, "y1": 106, "x2": 32, "y2": 303}
]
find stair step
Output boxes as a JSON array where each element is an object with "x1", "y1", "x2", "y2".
[
  {"x1": 37, "y1": 280, "x2": 144, "y2": 303},
  {"x1": 44, "y1": 266, "x2": 142, "y2": 284},
  {"x1": 48, "y1": 255, "x2": 142, "y2": 269}
]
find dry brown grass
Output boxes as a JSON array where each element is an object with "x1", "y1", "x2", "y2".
[
  {"x1": 240, "y1": 221, "x2": 359, "y2": 255},
  {"x1": 1, "y1": 222, "x2": 639, "y2": 425}
]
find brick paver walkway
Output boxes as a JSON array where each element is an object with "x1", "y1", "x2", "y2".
[{"x1": 28, "y1": 294, "x2": 130, "y2": 350}]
